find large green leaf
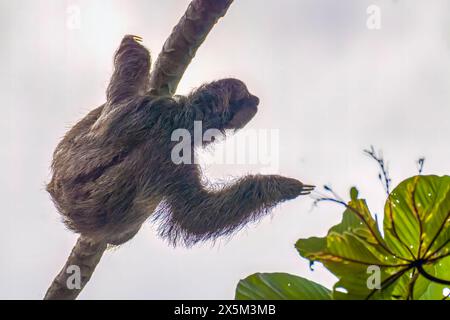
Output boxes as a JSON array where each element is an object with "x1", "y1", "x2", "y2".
[
  {"x1": 296, "y1": 198, "x2": 405, "y2": 299},
  {"x1": 382, "y1": 175, "x2": 450, "y2": 300},
  {"x1": 234, "y1": 175, "x2": 450, "y2": 300},
  {"x1": 296, "y1": 175, "x2": 450, "y2": 300},
  {"x1": 235, "y1": 273, "x2": 332, "y2": 300},
  {"x1": 384, "y1": 175, "x2": 450, "y2": 260}
]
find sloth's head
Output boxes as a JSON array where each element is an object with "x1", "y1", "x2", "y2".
[
  {"x1": 225, "y1": 88, "x2": 259, "y2": 130},
  {"x1": 192, "y1": 78, "x2": 259, "y2": 132}
]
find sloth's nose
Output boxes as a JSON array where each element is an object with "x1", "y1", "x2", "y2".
[{"x1": 249, "y1": 95, "x2": 260, "y2": 107}]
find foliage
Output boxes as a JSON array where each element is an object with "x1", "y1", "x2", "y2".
[
  {"x1": 236, "y1": 273, "x2": 331, "y2": 300},
  {"x1": 236, "y1": 153, "x2": 450, "y2": 300}
]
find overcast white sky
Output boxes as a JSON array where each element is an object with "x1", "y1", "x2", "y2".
[{"x1": 1, "y1": 0, "x2": 449, "y2": 299}]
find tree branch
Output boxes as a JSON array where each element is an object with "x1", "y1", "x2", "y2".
[
  {"x1": 149, "y1": 0, "x2": 234, "y2": 96},
  {"x1": 44, "y1": 236, "x2": 107, "y2": 300}
]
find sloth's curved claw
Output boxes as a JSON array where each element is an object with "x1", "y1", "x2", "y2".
[
  {"x1": 300, "y1": 185, "x2": 316, "y2": 195},
  {"x1": 132, "y1": 35, "x2": 143, "y2": 43}
]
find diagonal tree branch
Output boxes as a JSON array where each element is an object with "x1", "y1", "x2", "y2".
[
  {"x1": 149, "y1": 0, "x2": 233, "y2": 96},
  {"x1": 44, "y1": 236, "x2": 107, "y2": 300},
  {"x1": 44, "y1": 0, "x2": 234, "y2": 300}
]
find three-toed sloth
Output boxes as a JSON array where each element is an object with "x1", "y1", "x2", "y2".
[{"x1": 47, "y1": 35, "x2": 314, "y2": 247}]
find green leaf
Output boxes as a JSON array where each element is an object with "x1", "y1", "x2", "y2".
[
  {"x1": 296, "y1": 196, "x2": 405, "y2": 299},
  {"x1": 235, "y1": 273, "x2": 332, "y2": 300},
  {"x1": 296, "y1": 175, "x2": 450, "y2": 299},
  {"x1": 235, "y1": 175, "x2": 450, "y2": 300},
  {"x1": 384, "y1": 175, "x2": 450, "y2": 260},
  {"x1": 350, "y1": 187, "x2": 359, "y2": 201}
]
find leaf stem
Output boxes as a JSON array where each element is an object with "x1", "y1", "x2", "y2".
[
  {"x1": 423, "y1": 209, "x2": 450, "y2": 259},
  {"x1": 407, "y1": 269, "x2": 419, "y2": 300},
  {"x1": 313, "y1": 252, "x2": 410, "y2": 268},
  {"x1": 416, "y1": 264, "x2": 450, "y2": 285},
  {"x1": 410, "y1": 179, "x2": 425, "y2": 259},
  {"x1": 365, "y1": 266, "x2": 412, "y2": 300}
]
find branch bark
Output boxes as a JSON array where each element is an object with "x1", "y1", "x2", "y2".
[
  {"x1": 44, "y1": 0, "x2": 234, "y2": 300},
  {"x1": 149, "y1": 0, "x2": 234, "y2": 96},
  {"x1": 44, "y1": 236, "x2": 107, "y2": 300}
]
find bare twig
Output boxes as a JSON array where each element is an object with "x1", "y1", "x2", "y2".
[
  {"x1": 364, "y1": 146, "x2": 392, "y2": 196},
  {"x1": 417, "y1": 158, "x2": 425, "y2": 175}
]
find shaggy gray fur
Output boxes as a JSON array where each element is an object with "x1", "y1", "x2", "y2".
[{"x1": 47, "y1": 35, "x2": 314, "y2": 247}]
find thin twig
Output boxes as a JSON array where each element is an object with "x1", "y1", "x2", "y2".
[
  {"x1": 364, "y1": 146, "x2": 392, "y2": 196},
  {"x1": 417, "y1": 158, "x2": 425, "y2": 175}
]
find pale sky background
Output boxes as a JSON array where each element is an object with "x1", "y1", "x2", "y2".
[{"x1": 1, "y1": 0, "x2": 449, "y2": 299}]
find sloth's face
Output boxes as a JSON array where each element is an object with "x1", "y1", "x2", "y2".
[{"x1": 225, "y1": 89, "x2": 259, "y2": 130}]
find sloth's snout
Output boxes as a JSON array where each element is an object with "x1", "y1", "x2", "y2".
[{"x1": 248, "y1": 94, "x2": 260, "y2": 107}]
